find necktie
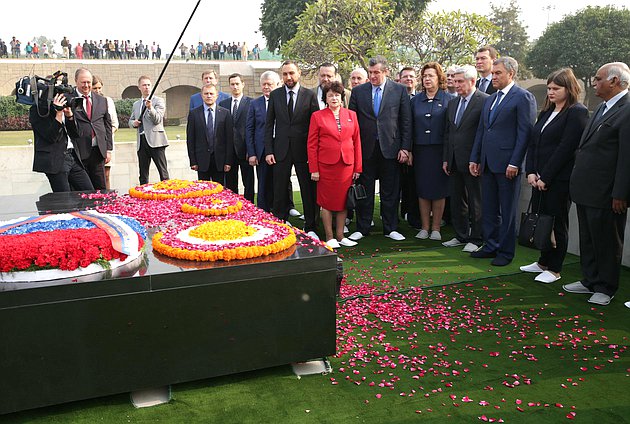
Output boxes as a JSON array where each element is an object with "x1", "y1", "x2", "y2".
[
  {"x1": 287, "y1": 90, "x2": 294, "y2": 121},
  {"x1": 454, "y1": 98, "x2": 467, "y2": 126},
  {"x1": 489, "y1": 91, "x2": 504, "y2": 122},
  {"x1": 206, "y1": 107, "x2": 215, "y2": 152},
  {"x1": 479, "y1": 78, "x2": 488, "y2": 93},
  {"x1": 84, "y1": 95, "x2": 95, "y2": 139},
  {"x1": 373, "y1": 86, "x2": 382, "y2": 117},
  {"x1": 232, "y1": 98, "x2": 239, "y2": 119},
  {"x1": 139, "y1": 99, "x2": 145, "y2": 134},
  {"x1": 83, "y1": 95, "x2": 92, "y2": 120},
  {"x1": 593, "y1": 103, "x2": 608, "y2": 123}
]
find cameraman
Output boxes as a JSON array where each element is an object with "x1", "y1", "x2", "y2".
[{"x1": 30, "y1": 93, "x2": 94, "y2": 192}]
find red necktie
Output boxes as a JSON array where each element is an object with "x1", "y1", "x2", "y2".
[{"x1": 83, "y1": 95, "x2": 92, "y2": 120}]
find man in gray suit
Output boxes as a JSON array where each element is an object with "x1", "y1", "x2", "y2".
[
  {"x1": 130, "y1": 75, "x2": 169, "y2": 185},
  {"x1": 348, "y1": 55, "x2": 412, "y2": 241},
  {"x1": 563, "y1": 62, "x2": 630, "y2": 306},
  {"x1": 442, "y1": 65, "x2": 488, "y2": 253}
]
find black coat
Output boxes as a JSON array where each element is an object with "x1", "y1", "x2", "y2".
[
  {"x1": 30, "y1": 105, "x2": 81, "y2": 174},
  {"x1": 186, "y1": 105, "x2": 234, "y2": 172}
]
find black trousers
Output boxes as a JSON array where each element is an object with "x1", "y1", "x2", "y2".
[
  {"x1": 137, "y1": 135, "x2": 169, "y2": 185},
  {"x1": 576, "y1": 204, "x2": 627, "y2": 296},
  {"x1": 272, "y1": 156, "x2": 318, "y2": 232},
  {"x1": 531, "y1": 185, "x2": 570, "y2": 273},
  {"x1": 355, "y1": 145, "x2": 400, "y2": 236},
  {"x1": 197, "y1": 154, "x2": 224, "y2": 183},
  {"x1": 83, "y1": 145, "x2": 106, "y2": 190},
  {"x1": 225, "y1": 156, "x2": 255, "y2": 203},
  {"x1": 46, "y1": 149, "x2": 94, "y2": 192},
  {"x1": 449, "y1": 168, "x2": 483, "y2": 245},
  {"x1": 400, "y1": 163, "x2": 420, "y2": 228}
]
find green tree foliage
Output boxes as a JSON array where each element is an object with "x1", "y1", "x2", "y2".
[
  {"x1": 31, "y1": 35, "x2": 57, "y2": 55},
  {"x1": 260, "y1": 0, "x2": 308, "y2": 52},
  {"x1": 528, "y1": 6, "x2": 630, "y2": 89},
  {"x1": 260, "y1": 0, "x2": 430, "y2": 53},
  {"x1": 392, "y1": 11, "x2": 499, "y2": 67},
  {"x1": 489, "y1": 0, "x2": 530, "y2": 72},
  {"x1": 281, "y1": 0, "x2": 396, "y2": 75}
]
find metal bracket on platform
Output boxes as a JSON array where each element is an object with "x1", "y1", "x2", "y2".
[
  {"x1": 130, "y1": 386, "x2": 172, "y2": 408},
  {"x1": 291, "y1": 358, "x2": 332, "y2": 377}
]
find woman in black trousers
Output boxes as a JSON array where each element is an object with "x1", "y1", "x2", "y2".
[{"x1": 520, "y1": 68, "x2": 588, "y2": 283}]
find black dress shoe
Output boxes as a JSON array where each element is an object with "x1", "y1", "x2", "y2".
[
  {"x1": 470, "y1": 250, "x2": 497, "y2": 258},
  {"x1": 491, "y1": 256, "x2": 512, "y2": 266}
]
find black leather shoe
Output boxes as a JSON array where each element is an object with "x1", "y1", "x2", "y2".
[
  {"x1": 491, "y1": 256, "x2": 512, "y2": 266},
  {"x1": 470, "y1": 250, "x2": 497, "y2": 258}
]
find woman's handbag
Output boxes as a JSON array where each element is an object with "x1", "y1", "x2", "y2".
[
  {"x1": 347, "y1": 184, "x2": 367, "y2": 209},
  {"x1": 518, "y1": 194, "x2": 556, "y2": 250}
]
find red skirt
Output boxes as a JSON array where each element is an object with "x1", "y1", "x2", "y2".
[{"x1": 316, "y1": 159, "x2": 354, "y2": 212}]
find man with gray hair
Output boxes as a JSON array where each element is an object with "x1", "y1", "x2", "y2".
[
  {"x1": 564, "y1": 62, "x2": 630, "y2": 306},
  {"x1": 442, "y1": 64, "x2": 488, "y2": 252},
  {"x1": 469, "y1": 56, "x2": 537, "y2": 266},
  {"x1": 445, "y1": 65, "x2": 459, "y2": 95}
]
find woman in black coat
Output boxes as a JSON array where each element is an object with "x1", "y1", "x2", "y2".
[{"x1": 520, "y1": 68, "x2": 588, "y2": 283}]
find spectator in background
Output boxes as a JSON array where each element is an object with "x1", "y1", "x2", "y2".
[
  {"x1": 92, "y1": 75, "x2": 120, "y2": 190},
  {"x1": 446, "y1": 65, "x2": 458, "y2": 95},
  {"x1": 475, "y1": 45, "x2": 498, "y2": 95},
  {"x1": 190, "y1": 70, "x2": 229, "y2": 110},
  {"x1": 411, "y1": 62, "x2": 455, "y2": 241},
  {"x1": 308, "y1": 81, "x2": 362, "y2": 249}
]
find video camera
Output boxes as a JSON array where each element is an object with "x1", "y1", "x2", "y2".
[{"x1": 15, "y1": 70, "x2": 79, "y2": 111}]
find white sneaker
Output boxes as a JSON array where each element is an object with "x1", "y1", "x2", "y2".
[
  {"x1": 588, "y1": 293, "x2": 613, "y2": 306},
  {"x1": 348, "y1": 231, "x2": 364, "y2": 241},
  {"x1": 289, "y1": 208, "x2": 301, "y2": 217},
  {"x1": 462, "y1": 243, "x2": 480, "y2": 253},
  {"x1": 343, "y1": 225, "x2": 349, "y2": 233},
  {"x1": 299, "y1": 214, "x2": 305, "y2": 220},
  {"x1": 534, "y1": 270, "x2": 561, "y2": 284},
  {"x1": 562, "y1": 281, "x2": 594, "y2": 294},
  {"x1": 306, "y1": 231, "x2": 320, "y2": 241},
  {"x1": 371, "y1": 220, "x2": 375, "y2": 227},
  {"x1": 429, "y1": 230, "x2": 441, "y2": 241},
  {"x1": 386, "y1": 231, "x2": 405, "y2": 241},
  {"x1": 520, "y1": 262, "x2": 545, "y2": 273},
  {"x1": 285, "y1": 221, "x2": 293, "y2": 227},
  {"x1": 339, "y1": 237, "x2": 357, "y2": 247},
  {"x1": 326, "y1": 238, "x2": 340, "y2": 249},
  {"x1": 345, "y1": 218, "x2": 351, "y2": 225},
  {"x1": 442, "y1": 238, "x2": 465, "y2": 247},
  {"x1": 415, "y1": 229, "x2": 429, "y2": 239}
]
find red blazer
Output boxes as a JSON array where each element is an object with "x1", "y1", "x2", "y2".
[{"x1": 307, "y1": 107, "x2": 362, "y2": 174}]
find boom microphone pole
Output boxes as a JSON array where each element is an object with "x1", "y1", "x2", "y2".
[{"x1": 141, "y1": 0, "x2": 201, "y2": 114}]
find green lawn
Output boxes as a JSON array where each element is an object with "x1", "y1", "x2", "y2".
[
  {"x1": 0, "y1": 126, "x2": 186, "y2": 146},
  {"x1": 2, "y1": 197, "x2": 629, "y2": 423}
]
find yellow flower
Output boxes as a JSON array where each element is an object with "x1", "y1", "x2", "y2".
[{"x1": 189, "y1": 220, "x2": 256, "y2": 241}]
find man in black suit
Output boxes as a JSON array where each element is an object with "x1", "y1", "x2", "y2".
[
  {"x1": 563, "y1": 62, "x2": 630, "y2": 306},
  {"x1": 348, "y1": 55, "x2": 412, "y2": 242},
  {"x1": 186, "y1": 84, "x2": 234, "y2": 182},
  {"x1": 220, "y1": 73, "x2": 254, "y2": 202},
  {"x1": 475, "y1": 46, "x2": 498, "y2": 95},
  {"x1": 70, "y1": 68, "x2": 112, "y2": 189},
  {"x1": 30, "y1": 93, "x2": 93, "y2": 192},
  {"x1": 442, "y1": 65, "x2": 488, "y2": 253},
  {"x1": 265, "y1": 60, "x2": 320, "y2": 239}
]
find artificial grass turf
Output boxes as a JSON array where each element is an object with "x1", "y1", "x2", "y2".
[{"x1": 3, "y1": 201, "x2": 629, "y2": 423}]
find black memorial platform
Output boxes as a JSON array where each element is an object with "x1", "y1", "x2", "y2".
[{"x1": 0, "y1": 192, "x2": 337, "y2": 415}]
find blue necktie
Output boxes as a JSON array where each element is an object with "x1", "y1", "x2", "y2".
[
  {"x1": 373, "y1": 86, "x2": 382, "y2": 117},
  {"x1": 489, "y1": 91, "x2": 504, "y2": 122},
  {"x1": 454, "y1": 98, "x2": 467, "y2": 126}
]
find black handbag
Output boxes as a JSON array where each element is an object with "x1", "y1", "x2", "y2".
[
  {"x1": 346, "y1": 184, "x2": 367, "y2": 209},
  {"x1": 518, "y1": 194, "x2": 556, "y2": 250}
]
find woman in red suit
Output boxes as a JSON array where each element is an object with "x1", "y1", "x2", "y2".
[{"x1": 308, "y1": 81, "x2": 362, "y2": 249}]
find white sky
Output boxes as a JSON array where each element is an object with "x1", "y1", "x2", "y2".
[{"x1": 1, "y1": 0, "x2": 628, "y2": 52}]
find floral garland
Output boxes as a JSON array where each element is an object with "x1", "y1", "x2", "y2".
[
  {"x1": 129, "y1": 179, "x2": 224, "y2": 200},
  {"x1": 181, "y1": 191, "x2": 244, "y2": 216},
  {"x1": 153, "y1": 219, "x2": 296, "y2": 262},
  {"x1": 0, "y1": 213, "x2": 146, "y2": 280}
]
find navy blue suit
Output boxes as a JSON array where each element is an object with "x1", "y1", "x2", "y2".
[
  {"x1": 246, "y1": 95, "x2": 273, "y2": 211},
  {"x1": 470, "y1": 83, "x2": 536, "y2": 260},
  {"x1": 220, "y1": 96, "x2": 254, "y2": 201}
]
